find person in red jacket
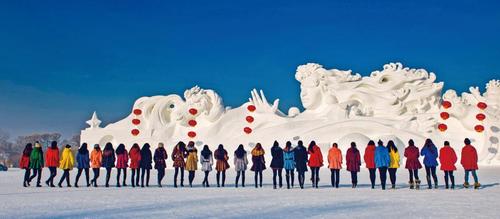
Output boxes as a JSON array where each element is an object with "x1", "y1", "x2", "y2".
[
  {"x1": 461, "y1": 138, "x2": 480, "y2": 189},
  {"x1": 20, "y1": 143, "x2": 33, "y2": 187},
  {"x1": 44, "y1": 141, "x2": 60, "y2": 187},
  {"x1": 364, "y1": 140, "x2": 376, "y2": 189},
  {"x1": 308, "y1": 141, "x2": 323, "y2": 188},
  {"x1": 115, "y1": 144, "x2": 129, "y2": 187},
  {"x1": 346, "y1": 142, "x2": 361, "y2": 188},
  {"x1": 404, "y1": 139, "x2": 422, "y2": 189},
  {"x1": 129, "y1": 143, "x2": 142, "y2": 187},
  {"x1": 439, "y1": 141, "x2": 457, "y2": 189}
]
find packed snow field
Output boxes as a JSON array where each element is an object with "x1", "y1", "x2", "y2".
[{"x1": 1, "y1": 167, "x2": 499, "y2": 219}]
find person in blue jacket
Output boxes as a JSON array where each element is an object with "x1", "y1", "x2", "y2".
[
  {"x1": 374, "y1": 140, "x2": 390, "y2": 190},
  {"x1": 283, "y1": 141, "x2": 295, "y2": 189},
  {"x1": 75, "y1": 143, "x2": 91, "y2": 187},
  {"x1": 421, "y1": 139, "x2": 439, "y2": 189}
]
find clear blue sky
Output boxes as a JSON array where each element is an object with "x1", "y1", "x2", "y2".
[{"x1": 0, "y1": 0, "x2": 499, "y2": 138}]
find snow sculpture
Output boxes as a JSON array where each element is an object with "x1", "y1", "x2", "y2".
[{"x1": 81, "y1": 63, "x2": 500, "y2": 165}]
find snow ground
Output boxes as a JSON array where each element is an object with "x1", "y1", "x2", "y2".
[{"x1": 0, "y1": 167, "x2": 499, "y2": 219}]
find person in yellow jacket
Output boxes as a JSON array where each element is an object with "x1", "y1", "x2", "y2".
[
  {"x1": 185, "y1": 141, "x2": 198, "y2": 187},
  {"x1": 58, "y1": 144, "x2": 75, "y2": 187},
  {"x1": 387, "y1": 141, "x2": 400, "y2": 189}
]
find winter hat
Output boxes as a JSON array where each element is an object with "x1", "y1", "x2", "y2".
[
  {"x1": 65, "y1": 144, "x2": 71, "y2": 148},
  {"x1": 158, "y1": 143, "x2": 164, "y2": 148},
  {"x1": 94, "y1": 144, "x2": 99, "y2": 148},
  {"x1": 35, "y1": 142, "x2": 42, "y2": 148}
]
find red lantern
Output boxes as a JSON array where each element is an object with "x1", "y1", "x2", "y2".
[
  {"x1": 442, "y1": 101, "x2": 452, "y2": 109},
  {"x1": 477, "y1": 102, "x2": 487, "y2": 110},
  {"x1": 189, "y1": 108, "x2": 198, "y2": 115},
  {"x1": 243, "y1": 127, "x2": 252, "y2": 134},
  {"x1": 188, "y1": 120, "x2": 197, "y2": 127},
  {"x1": 133, "y1": 109, "x2": 142, "y2": 116},
  {"x1": 438, "y1": 123, "x2": 447, "y2": 132},
  {"x1": 187, "y1": 131, "x2": 197, "y2": 138},
  {"x1": 246, "y1": 116, "x2": 254, "y2": 123},
  {"x1": 475, "y1": 125, "x2": 484, "y2": 133},
  {"x1": 440, "y1": 112, "x2": 450, "y2": 120},
  {"x1": 476, "y1": 113, "x2": 486, "y2": 121},
  {"x1": 131, "y1": 129, "x2": 140, "y2": 136},
  {"x1": 132, "y1": 119, "x2": 141, "y2": 125},
  {"x1": 247, "y1": 105, "x2": 256, "y2": 112}
]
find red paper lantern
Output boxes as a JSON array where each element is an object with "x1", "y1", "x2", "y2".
[
  {"x1": 189, "y1": 108, "x2": 198, "y2": 115},
  {"x1": 243, "y1": 127, "x2": 252, "y2": 134},
  {"x1": 133, "y1": 109, "x2": 142, "y2": 116},
  {"x1": 438, "y1": 123, "x2": 447, "y2": 132},
  {"x1": 187, "y1": 131, "x2": 196, "y2": 138},
  {"x1": 477, "y1": 102, "x2": 487, "y2": 110},
  {"x1": 188, "y1": 120, "x2": 197, "y2": 127},
  {"x1": 131, "y1": 129, "x2": 140, "y2": 136},
  {"x1": 440, "y1": 112, "x2": 450, "y2": 120},
  {"x1": 132, "y1": 119, "x2": 141, "y2": 125},
  {"x1": 442, "y1": 101, "x2": 452, "y2": 109},
  {"x1": 247, "y1": 105, "x2": 256, "y2": 112},
  {"x1": 476, "y1": 113, "x2": 486, "y2": 121},
  {"x1": 246, "y1": 116, "x2": 254, "y2": 123},
  {"x1": 475, "y1": 125, "x2": 485, "y2": 133}
]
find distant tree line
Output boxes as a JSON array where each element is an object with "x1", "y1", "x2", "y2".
[{"x1": 0, "y1": 129, "x2": 80, "y2": 167}]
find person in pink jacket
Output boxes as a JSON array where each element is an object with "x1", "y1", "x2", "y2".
[
  {"x1": 328, "y1": 143, "x2": 342, "y2": 188},
  {"x1": 115, "y1": 144, "x2": 129, "y2": 187}
]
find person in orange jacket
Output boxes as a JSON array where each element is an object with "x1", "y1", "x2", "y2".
[
  {"x1": 308, "y1": 141, "x2": 323, "y2": 188},
  {"x1": 461, "y1": 138, "x2": 480, "y2": 189},
  {"x1": 327, "y1": 143, "x2": 342, "y2": 188},
  {"x1": 439, "y1": 141, "x2": 457, "y2": 189},
  {"x1": 45, "y1": 141, "x2": 60, "y2": 187},
  {"x1": 90, "y1": 144, "x2": 102, "y2": 187},
  {"x1": 364, "y1": 140, "x2": 377, "y2": 189}
]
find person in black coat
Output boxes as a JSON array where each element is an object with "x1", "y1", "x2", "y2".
[
  {"x1": 153, "y1": 143, "x2": 168, "y2": 187},
  {"x1": 270, "y1": 141, "x2": 284, "y2": 189},
  {"x1": 140, "y1": 143, "x2": 152, "y2": 187},
  {"x1": 294, "y1": 140, "x2": 308, "y2": 189}
]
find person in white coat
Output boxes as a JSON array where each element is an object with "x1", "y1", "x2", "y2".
[
  {"x1": 234, "y1": 144, "x2": 249, "y2": 188},
  {"x1": 200, "y1": 145, "x2": 213, "y2": 187}
]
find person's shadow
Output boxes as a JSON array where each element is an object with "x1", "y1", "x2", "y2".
[{"x1": 478, "y1": 183, "x2": 499, "y2": 189}]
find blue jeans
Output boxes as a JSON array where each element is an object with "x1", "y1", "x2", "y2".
[{"x1": 464, "y1": 170, "x2": 478, "y2": 183}]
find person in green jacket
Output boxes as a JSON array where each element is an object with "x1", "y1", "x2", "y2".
[{"x1": 28, "y1": 141, "x2": 44, "y2": 187}]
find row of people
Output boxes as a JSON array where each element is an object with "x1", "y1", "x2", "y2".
[{"x1": 19, "y1": 138, "x2": 480, "y2": 189}]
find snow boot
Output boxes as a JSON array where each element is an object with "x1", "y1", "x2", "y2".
[
  {"x1": 463, "y1": 182, "x2": 470, "y2": 188},
  {"x1": 409, "y1": 181, "x2": 414, "y2": 189},
  {"x1": 415, "y1": 180, "x2": 421, "y2": 190},
  {"x1": 474, "y1": 182, "x2": 481, "y2": 189}
]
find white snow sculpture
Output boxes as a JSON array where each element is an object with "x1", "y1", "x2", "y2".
[{"x1": 81, "y1": 63, "x2": 500, "y2": 165}]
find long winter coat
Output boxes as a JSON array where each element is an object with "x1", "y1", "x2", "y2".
[
  {"x1": 29, "y1": 148, "x2": 44, "y2": 169},
  {"x1": 250, "y1": 148, "x2": 266, "y2": 172},
  {"x1": 283, "y1": 148, "x2": 295, "y2": 171},
  {"x1": 294, "y1": 146, "x2": 308, "y2": 172},
  {"x1": 388, "y1": 149, "x2": 400, "y2": 169},
  {"x1": 214, "y1": 148, "x2": 230, "y2": 171},
  {"x1": 308, "y1": 145, "x2": 323, "y2": 168},
  {"x1": 270, "y1": 146, "x2": 284, "y2": 169},
  {"x1": 421, "y1": 145, "x2": 439, "y2": 167},
  {"x1": 172, "y1": 147, "x2": 187, "y2": 168},
  {"x1": 154, "y1": 147, "x2": 168, "y2": 169},
  {"x1": 101, "y1": 148, "x2": 116, "y2": 168},
  {"x1": 116, "y1": 150, "x2": 129, "y2": 169},
  {"x1": 439, "y1": 146, "x2": 457, "y2": 171},
  {"x1": 140, "y1": 147, "x2": 152, "y2": 169},
  {"x1": 374, "y1": 145, "x2": 390, "y2": 168},
  {"x1": 76, "y1": 150, "x2": 90, "y2": 169},
  {"x1": 346, "y1": 148, "x2": 361, "y2": 172},
  {"x1": 234, "y1": 152, "x2": 248, "y2": 172},
  {"x1": 59, "y1": 148, "x2": 75, "y2": 170},
  {"x1": 90, "y1": 149, "x2": 102, "y2": 168},
  {"x1": 364, "y1": 145, "x2": 376, "y2": 169},
  {"x1": 128, "y1": 147, "x2": 141, "y2": 169},
  {"x1": 19, "y1": 147, "x2": 32, "y2": 169},
  {"x1": 328, "y1": 147, "x2": 342, "y2": 169},
  {"x1": 185, "y1": 147, "x2": 198, "y2": 171},
  {"x1": 200, "y1": 154, "x2": 213, "y2": 172},
  {"x1": 461, "y1": 144, "x2": 478, "y2": 170},
  {"x1": 45, "y1": 147, "x2": 60, "y2": 168},
  {"x1": 404, "y1": 145, "x2": 422, "y2": 170}
]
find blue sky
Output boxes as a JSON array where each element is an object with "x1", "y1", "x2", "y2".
[{"x1": 0, "y1": 1, "x2": 499, "y2": 138}]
